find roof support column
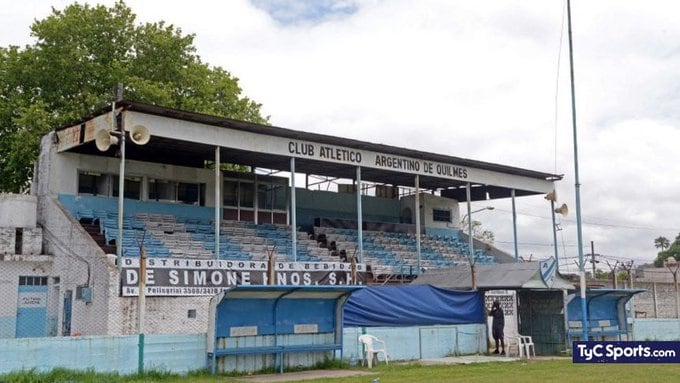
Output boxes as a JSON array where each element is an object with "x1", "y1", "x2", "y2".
[
  {"x1": 415, "y1": 175, "x2": 421, "y2": 273},
  {"x1": 290, "y1": 157, "x2": 297, "y2": 262},
  {"x1": 511, "y1": 189, "x2": 519, "y2": 263},
  {"x1": 116, "y1": 108, "x2": 125, "y2": 273},
  {"x1": 214, "y1": 147, "x2": 221, "y2": 259},
  {"x1": 254, "y1": 173, "x2": 259, "y2": 225},
  {"x1": 466, "y1": 182, "x2": 476, "y2": 289},
  {"x1": 356, "y1": 166, "x2": 363, "y2": 263}
]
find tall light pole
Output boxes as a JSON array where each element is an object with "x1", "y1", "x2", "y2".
[
  {"x1": 94, "y1": 96, "x2": 125, "y2": 272},
  {"x1": 566, "y1": 0, "x2": 589, "y2": 341},
  {"x1": 95, "y1": 94, "x2": 150, "y2": 273},
  {"x1": 94, "y1": 90, "x2": 151, "y2": 374},
  {"x1": 460, "y1": 206, "x2": 495, "y2": 223}
]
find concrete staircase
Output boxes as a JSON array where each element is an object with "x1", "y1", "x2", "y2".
[{"x1": 80, "y1": 221, "x2": 116, "y2": 254}]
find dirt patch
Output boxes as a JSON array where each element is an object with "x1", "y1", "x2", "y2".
[{"x1": 234, "y1": 369, "x2": 377, "y2": 383}]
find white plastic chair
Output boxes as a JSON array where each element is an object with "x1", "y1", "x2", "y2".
[
  {"x1": 504, "y1": 336, "x2": 523, "y2": 358},
  {"x1": 519, "y1": 335, "x2": 536, "y2": 358},
  {"x1": 358, "y1": 334, "x2": 389, "y2": 368}
]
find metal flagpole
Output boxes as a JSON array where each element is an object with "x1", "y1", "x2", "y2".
[
  {"x1": 511, "y1": 189, "x2": 519, "y2": 262},
  {"x1": 567, "y1": 0, "x2": 588, "y2": 341}
]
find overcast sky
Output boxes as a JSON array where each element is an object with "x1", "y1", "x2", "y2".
[{"x1": 3, "y1": 0, "x2": 680, "y2": 272}]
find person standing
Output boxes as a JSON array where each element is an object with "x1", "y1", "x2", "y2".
[{"x1": 489, "y1": 300, "x2": 505, "y2": 354}]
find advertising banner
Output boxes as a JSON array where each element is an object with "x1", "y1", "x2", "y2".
[{"x1": 120, "y1": 257, "x2": 366, "y2": 296}]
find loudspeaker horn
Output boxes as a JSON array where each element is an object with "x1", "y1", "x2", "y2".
[
  {"x1": 544, "y1": 190, "x2": 557, "y2": 202},
  {"x1": 95, "y1": 129, "x2": 118, "y2": 152},
  {"x1": 130, "y1": 124, "x2": 150, "y2": 145},
  {"x1": 554, "y1": 203, "x2": 569, "y2": 217}
]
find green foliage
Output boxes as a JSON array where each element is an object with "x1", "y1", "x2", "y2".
[
  {"x1": 0, "y1": 0, "x2": 268, "y2": 193},
  {"x1": 594, "y1": 269, "x2": 610, "y2": 280},
  {"x1": 616, "y1": 270, "x2": 630, "y2": 282},
  {"x1": 654, "y1": 233, "x2": 680, "y2": 267},
  {"x1": 461, "y1": 219, "x2": 495, "y2": 243},
  {"x1": 654, "y1": 236, "x2": 670, "y2": 251}
]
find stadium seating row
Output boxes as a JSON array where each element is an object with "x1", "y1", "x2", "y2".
[{"x1": 68, "y1": 200, "x2": 495, "y2": 274}]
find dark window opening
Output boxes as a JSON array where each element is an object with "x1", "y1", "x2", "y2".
[
  {"x1": 19, "y1": 276, "x2": 48, "y2": 286},
  {"x1": 432, "y1": 209, "x2": 452, "y2": 222},
  {"x1": 15, "y1": 228, "x2": 23, "y2": 255}
]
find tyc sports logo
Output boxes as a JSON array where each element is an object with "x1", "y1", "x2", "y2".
[{"x1": 573, "y1": 341, "x2": 680, "y2": 363}]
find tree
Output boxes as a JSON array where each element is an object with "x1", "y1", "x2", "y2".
[
  {"x1": 655, "y1": 236, "x2": 670, "y2": 252},
  {"x1": 460, "y1": 219, "x2": 495, "y2": 244},
  {"x1": 0, "y1": 1, "x2": 268, "y2": 193},
  {"x1": 654, "y1": 233, "x2": 680, "y2": 267}
]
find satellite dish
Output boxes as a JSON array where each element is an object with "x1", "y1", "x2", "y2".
[
  {"x1": 95, "y1": 129, "x2": 118, "y2": 152},
  {"x1": 554, "y1": 203, "x2": 569, "y2": 217},
  {"x1": 130, "y1": 125, "x2": 150, "y2": 145}
]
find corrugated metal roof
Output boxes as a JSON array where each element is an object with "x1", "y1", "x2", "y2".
[
  {"x1": 413, "y1": 262, "x2": 575, "y2": 290},
  {"x1": 55, "y1": 100, "x2": 562, "y2": 183}
]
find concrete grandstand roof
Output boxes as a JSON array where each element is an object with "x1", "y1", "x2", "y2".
[
  {"x1": 55, "y1": 100, "x2": 562, "y2": 201},
  {"x1": 412, "y1": 262, "x2": 575, "y2": 290}
]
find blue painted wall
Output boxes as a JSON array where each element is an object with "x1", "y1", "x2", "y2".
[
  {"x1": 0, "y1": 325, "x2": 485, "y2": 374},
  {"x1": 632, "y1": 319, "x2": 680, "y2": 341},
  {"x1": 0, "y1": 333, "x2": 206, "y2": 375},
  {"x1": 343, "y1": 324, "x2": 485, "y2": 361}
]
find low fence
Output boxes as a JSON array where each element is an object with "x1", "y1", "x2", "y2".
[
  {"x1": 0, "y1": 324, "x2": 485, "y2": 375},
  {"x1": 343, "y1": 324, "x2": 485, "y2": 361},
  {"x1": 632, "y1": 319, "x2": 680, "y2": 341},
  {"x1": 0, "y1": 333, "x2": 206, "y2": 375}
]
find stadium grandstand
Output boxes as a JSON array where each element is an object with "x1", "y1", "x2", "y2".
[{"x1": 1, "y1": 100, "x2": 560, "y2": 338}]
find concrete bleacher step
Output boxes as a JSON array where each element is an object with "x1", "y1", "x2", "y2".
[{"x1": 79, "y1": 221, "x2": 116, "y2": 254}]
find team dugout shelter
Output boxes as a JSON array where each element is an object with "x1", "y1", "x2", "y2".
[{"x1": 27, "y1": 100, "x2": 562, "y2": 336}]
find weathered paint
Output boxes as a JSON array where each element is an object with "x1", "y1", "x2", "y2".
[
  {"x1": 0, "y1": 333, "x2": 206, "y2": 375},
  {"x1": 632, "y1": 319, "x2": 680, "y2": 341}
]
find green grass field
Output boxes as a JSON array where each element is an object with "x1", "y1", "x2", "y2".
[{"x1": 2, "y1": 359, "x2": 680, "y2": 383}]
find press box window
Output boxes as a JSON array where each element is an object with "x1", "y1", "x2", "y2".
[
  {"x1": 148, "y1": 179, "x2": 177, "y2": 202},
  {"x1": 432, "y1": 208, "x2": 452, "y2": 222},
  {"x1": 239, "y1": 182, "x2": 254, "y2": 208},
  {"x1": 223, "y1": 180, "x2": 239, "y2": 207},
  {"x1": 78, "y1": 172, "x2": 107, "y2": 195},
  {"x1": 257, "y1": 183, "x2": 286, "y2": 210},
  {"x1": 112, "y1": 176, "x2": 141, "y2": 199},
  {"x1": 178, "y1": 182, "x2": 205, "y2": 206}
]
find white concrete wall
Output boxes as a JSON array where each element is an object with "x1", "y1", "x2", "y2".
[
  {"x1": 34, "y1": 134, "x2": 216, "y2": 336},
  {"x1": 20, "y1": 228, "x2": 43, "y2": 255},
  {"x1": 34, "y1": 135, "x2": 118, "y2": 336},
  {"x1": 0, "y1": 228, "x2": 15, "y2": 255},
  {"x1": 400, "y1": 193, "x2": 460, "y2": 229},
  {"x1": 51, "y1": 152, "x2": 217, "y2": 206},
  {"x1": 0, "y1": 194, "x2": 37, "y2": 228}
]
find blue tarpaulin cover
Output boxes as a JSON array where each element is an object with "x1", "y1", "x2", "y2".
[{"x1": 343, "y1": 284, "x2": 484, "y2": 327}]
